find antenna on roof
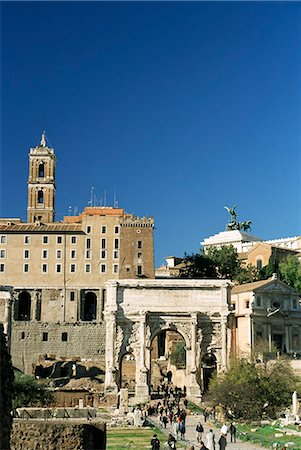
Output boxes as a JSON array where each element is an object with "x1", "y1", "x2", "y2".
[
  {"x1": 114, "y1": 188, "x2": 118, "y2": 208},
  {"x1": 104, "y1": 191, "x2": 107, "y2": 207},
  {"x1": 68, "y1": 206, "x2": 72, "y2": 216},
  {"x1": 74, "y1": 206, "x2": 78, "y2": 216}
]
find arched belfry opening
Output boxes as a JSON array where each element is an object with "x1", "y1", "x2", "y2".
[
  {"x1": 37, "y1": 190, "x2": 44, "y2": 204},
  {"x1": 16, "y1": 291, "x2": 31, "y2": 321},
  {"x1": 38, "y1": 163, "x2": 45, "y2": 177}
]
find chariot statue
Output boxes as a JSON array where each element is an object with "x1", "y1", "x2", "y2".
[{"x1": 224, "y1": 205, "x2": 252, "y2": 232}]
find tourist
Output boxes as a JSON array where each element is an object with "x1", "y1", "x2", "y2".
[
  {"x1": 172, "y1": 417, "x2": 179, "y2": 437},
  {"x1": 179, "y1": 420, "x2": 186, "y2": 440},
  {"x1": 162, "y1": 414, "x2": 168, "y2": 429},
  {"x1": 229, "y1": 423, "x2": 236, "y2": 443},
  {"x1": 199, "y1": 442, "x2": 209, "y2": 450},
  {"x1": 218, "y1": 434, "x2": 227, "y2": 450},
  {"x1": 184, "y1": 398, "x2": 188, "y2": 408},
  {"x1": 167, "y1": 433, "x2": 177, "y2": 449},
  {"x1": 204, "y1": 409, "x2": 209, "y2": 423},
  {"x1": 196, "y1": 422, "x2": 204, "y2": 442},
  {"x1": 220, "y1": 423, "x2": 228, "y2": 435},
  {"x1": 151, "y1": 434, "x2": 160, "y2": 450},
  {"x1": 205, "y1": 429, "x2": 215, "y2": 450}
]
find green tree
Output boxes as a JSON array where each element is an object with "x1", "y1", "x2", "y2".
[
  {"x1": 206, "y1": 245, "x2": 240, "y2": 279},
  {"x1": 12, "y1": 371, "x2": 54, "y2": 411},
  {"x1": 208, "y1": 358, "x2": 297, "y2": 420},
  {"x1": 178, "y1": 252, "x2": 217, "y2": 279},
  {"x1": 169, "y1": 341, "x2": 186, "y2": 369},
  {"x1": 234, "y1": 264, "x2": 260, "y2": 285},
  {"x1": 279, "y1": 254, "x2": 301, "y2": 293}
]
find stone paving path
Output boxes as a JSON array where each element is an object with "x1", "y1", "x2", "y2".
[{"x1": 150, "y1": 412, "x2": 264, "y2": 449}]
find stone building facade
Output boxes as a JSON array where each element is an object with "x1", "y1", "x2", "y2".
[{"x1": 0, "y1": 135, "x2": 154, "y2": 376}]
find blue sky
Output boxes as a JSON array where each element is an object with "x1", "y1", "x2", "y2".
[{"x1": 1, "y1": 2, "x2": 300, "y2": 266}]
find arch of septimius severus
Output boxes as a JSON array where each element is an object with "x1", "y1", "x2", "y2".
[{"x1": 104, "y1": 279, "x2": 231, "y2": 402}]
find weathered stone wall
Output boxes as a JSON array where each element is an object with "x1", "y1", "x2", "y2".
[
  {"x1": 11, "y1": 419, "x2": 106, "y2": 450},
  {"x1": 10, "y1": 321, "x2": 106, "y2": 374},
  {"x1": 0, "y1": 324, "x2": 13, "y2": 450}
]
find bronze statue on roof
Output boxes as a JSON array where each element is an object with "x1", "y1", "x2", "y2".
[{"x1": 224, "y1": 205, "x2": 252, "y2": 232}]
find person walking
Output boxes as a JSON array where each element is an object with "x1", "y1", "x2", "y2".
[
  {"x1": 205, "y1": 429, "x2": 215, "y2": 450},
  {"x1": 196, "y1": 422, "x2": 204, "y2": 443},
  {"x1": 151, "y1": 434, "x2": 160, "y2": 450},
  {"x1": 162, "y1": 414, "x2": 168, "y2": 429},
  {"x1": 218, "y1": 434, "x2": 227, "y2": 450},
  {"x1": 220, "y1": 423, "x2": 228, "y2": 436},
  {"x1": 179, "y1": 420, "x2": 186, "y2": 440},
  {"x1": 167, "y1": 433, "x2": 176, "y2": 449},
  {"x1": 229, "y1": 423, "x2": 236, "y2": 443}
]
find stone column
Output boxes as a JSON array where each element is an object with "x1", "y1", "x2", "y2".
[
  {"x1": 221, "y1": 315, "x2": 228, "y2": 371},
  {"x1": 104, "y1": 311, "x2": 118, "y2": 392},
  {"x1": 135, "y1": 312, "x2": 149, "y2": 402},
  {"x1": 285, "y1": 324, "x2": 290, "y2": 353},
  {"x1": 187, "y1": 314, "x2": 201, "y2": 400}
]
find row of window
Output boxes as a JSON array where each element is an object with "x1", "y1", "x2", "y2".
[
  {"x1": 231, "y1": 296, "x2": 298, "y2": 310},
  {"x1": 20, "y1": 331, "x2": 68, "y2": 342},
  {"x1": 1, "y1": 263, "x2": 120, "y2": 274},
  {"x1": 0, "y1": 234, "x2": 143, "y2": 247},
  {"x1": 0, "y1": 248, "x2": 123, "y2": 260}
]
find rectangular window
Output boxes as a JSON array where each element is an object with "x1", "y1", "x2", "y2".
[
  {"x1": 86, "y1": 249, "x2": 91, "y2": 259},
  {"x1": 293, "y1": 299, "x2": 297, "y2": 309},
  {"x1": 137, "y1": 240, "x2": 142, "y2": 249},
  {"x1": 101, "y1": 238, "x2": 106, "y2": 249},
  {"x1": 71, "y1": 236, "x2": 77, "y2": 244},
  {"x1": 0, "y1": 250, "x2": 5, "y2": 259},
  {"x1": 56, "y1": 264, "x2": 62, "y2": 273},
  {"x1": 23, "y1": 263, "x2": 29, "y2": 273},
  {"x1": 231, "y1": 303, "x2": 236, "y2": 311},
  {"x1": 70, "y1": 291, "x2": 75, "y2": 301},
  {"x1": 85, "y1": 263, "x2": 91, "y2": 273},
  {"x1": 100, "y1": 263, "x2": 106, "y2": 273},
  {"x1": 113, "y1": 250, "x2": 119, "y2": 259},
  {"x1": 0, "y1": 264, "x2": 5, "y2": 272},
  {"x1": 24, "y1": 250, "x2": 30, "y2": 259},
  {"x1": 114, "y1": 238, "x2": 119, "y2": 249},
  {"x1": 62, "y1": 332, "x2": 68, "y2": 342},
  {"x1": 43, "y1": 236, "x2": 48, "y2": 244},
  {"x1": 24, "y1": 236, "x2": 30, "y2": 244},
  {"x1": 256, "y1": 296, "x2": 261, "y2": 307},
  {"x1": 42, "y1": 332, "x2": 48, "y2": 342},
  {"x1": 114, "y1": 226, "x2": 119, "y2": 234},
  {"x1": 101, "y1": 226, "x2": 106, "y2": 234},
  {"x1": 86, "y1": 225, "x2": 91, "y2": 234},
  {"x1": 70, "y1": 264, "x2": 76, "y2": 273},
  {"x1": 21, "y1": 331, "x2": 25, "y2": 340},
  {"x1": 0, "y1": 236, "x2": 6, "y2": 244},
  {"x1": 57, "y1": 236, "x2": 62, "y2": 244},
  {"x1": 137, "y1": 265, "x2": 142, "y2": 276},
  {"x1": 246, "y1": 300, "x2": 250, "y2": 308},
  {"x1": 86, "y1": 238, "x2": 91, "y2": 249},
  {"x1": 42, "y1": 263, "x2": 48, "y2": 273},
  {"x1": 70, "y1": 249, "x2": 76, "y2": 259},
  {"x1": 113, "y1": 264, "x2": 119, "y2": 274},
  {"x1": 42, "y1": 249, "x2": 48, "y2": 259},
  {"x1": 137, "y1": 252, "x2": 142, "y2": 259},
  {"x1": 56, "y1": 250, "x2": 62, "y2": 259},
  {"x1": 101, "y1": 250, "x2": 106, "y2": 259}
]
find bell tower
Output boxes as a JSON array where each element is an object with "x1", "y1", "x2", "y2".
[{"x1": 27, "y1": 133, "x2": 56, "y2": 223}]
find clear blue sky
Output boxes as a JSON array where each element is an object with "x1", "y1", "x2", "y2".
[{"x1": 1, "y1": 2, "x2": 300, "y2": 266}]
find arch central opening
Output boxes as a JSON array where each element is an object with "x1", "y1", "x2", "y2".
[{"x1": 150, "y1": 329, "x2": 186, "y2": 398}]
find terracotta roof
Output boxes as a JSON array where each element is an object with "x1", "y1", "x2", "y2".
[
  {"x1": 0, "y1": 223, "x2": 83, "y2": 233},
  {"x1": 232, "y1": 278, "x2": 274, "y2": 294}
]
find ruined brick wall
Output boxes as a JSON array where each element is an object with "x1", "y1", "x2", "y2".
[
  {"x1": 10, "y1": 322, "x2": 106, "y2": 374},
  {"x1": 11, "y1": 420, "x2": 106, "y2": 450},
  {"x1": 0, "y1": 324, "x2": 13, "y2": 450}
]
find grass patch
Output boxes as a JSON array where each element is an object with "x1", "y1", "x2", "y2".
[
  {"x1": 107, "y1": 427, "x2": 187, "y2": 449},
  {"x1": 187, "y1": 401, "x2": 203, "y2": 414},
  {"x1": 237, "y1": 423, "x2": 301, "y2": 449}
]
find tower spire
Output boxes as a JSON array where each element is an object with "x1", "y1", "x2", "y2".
[{"x1": 40, "y1": 131, "x2": 46, "y2": 147}]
